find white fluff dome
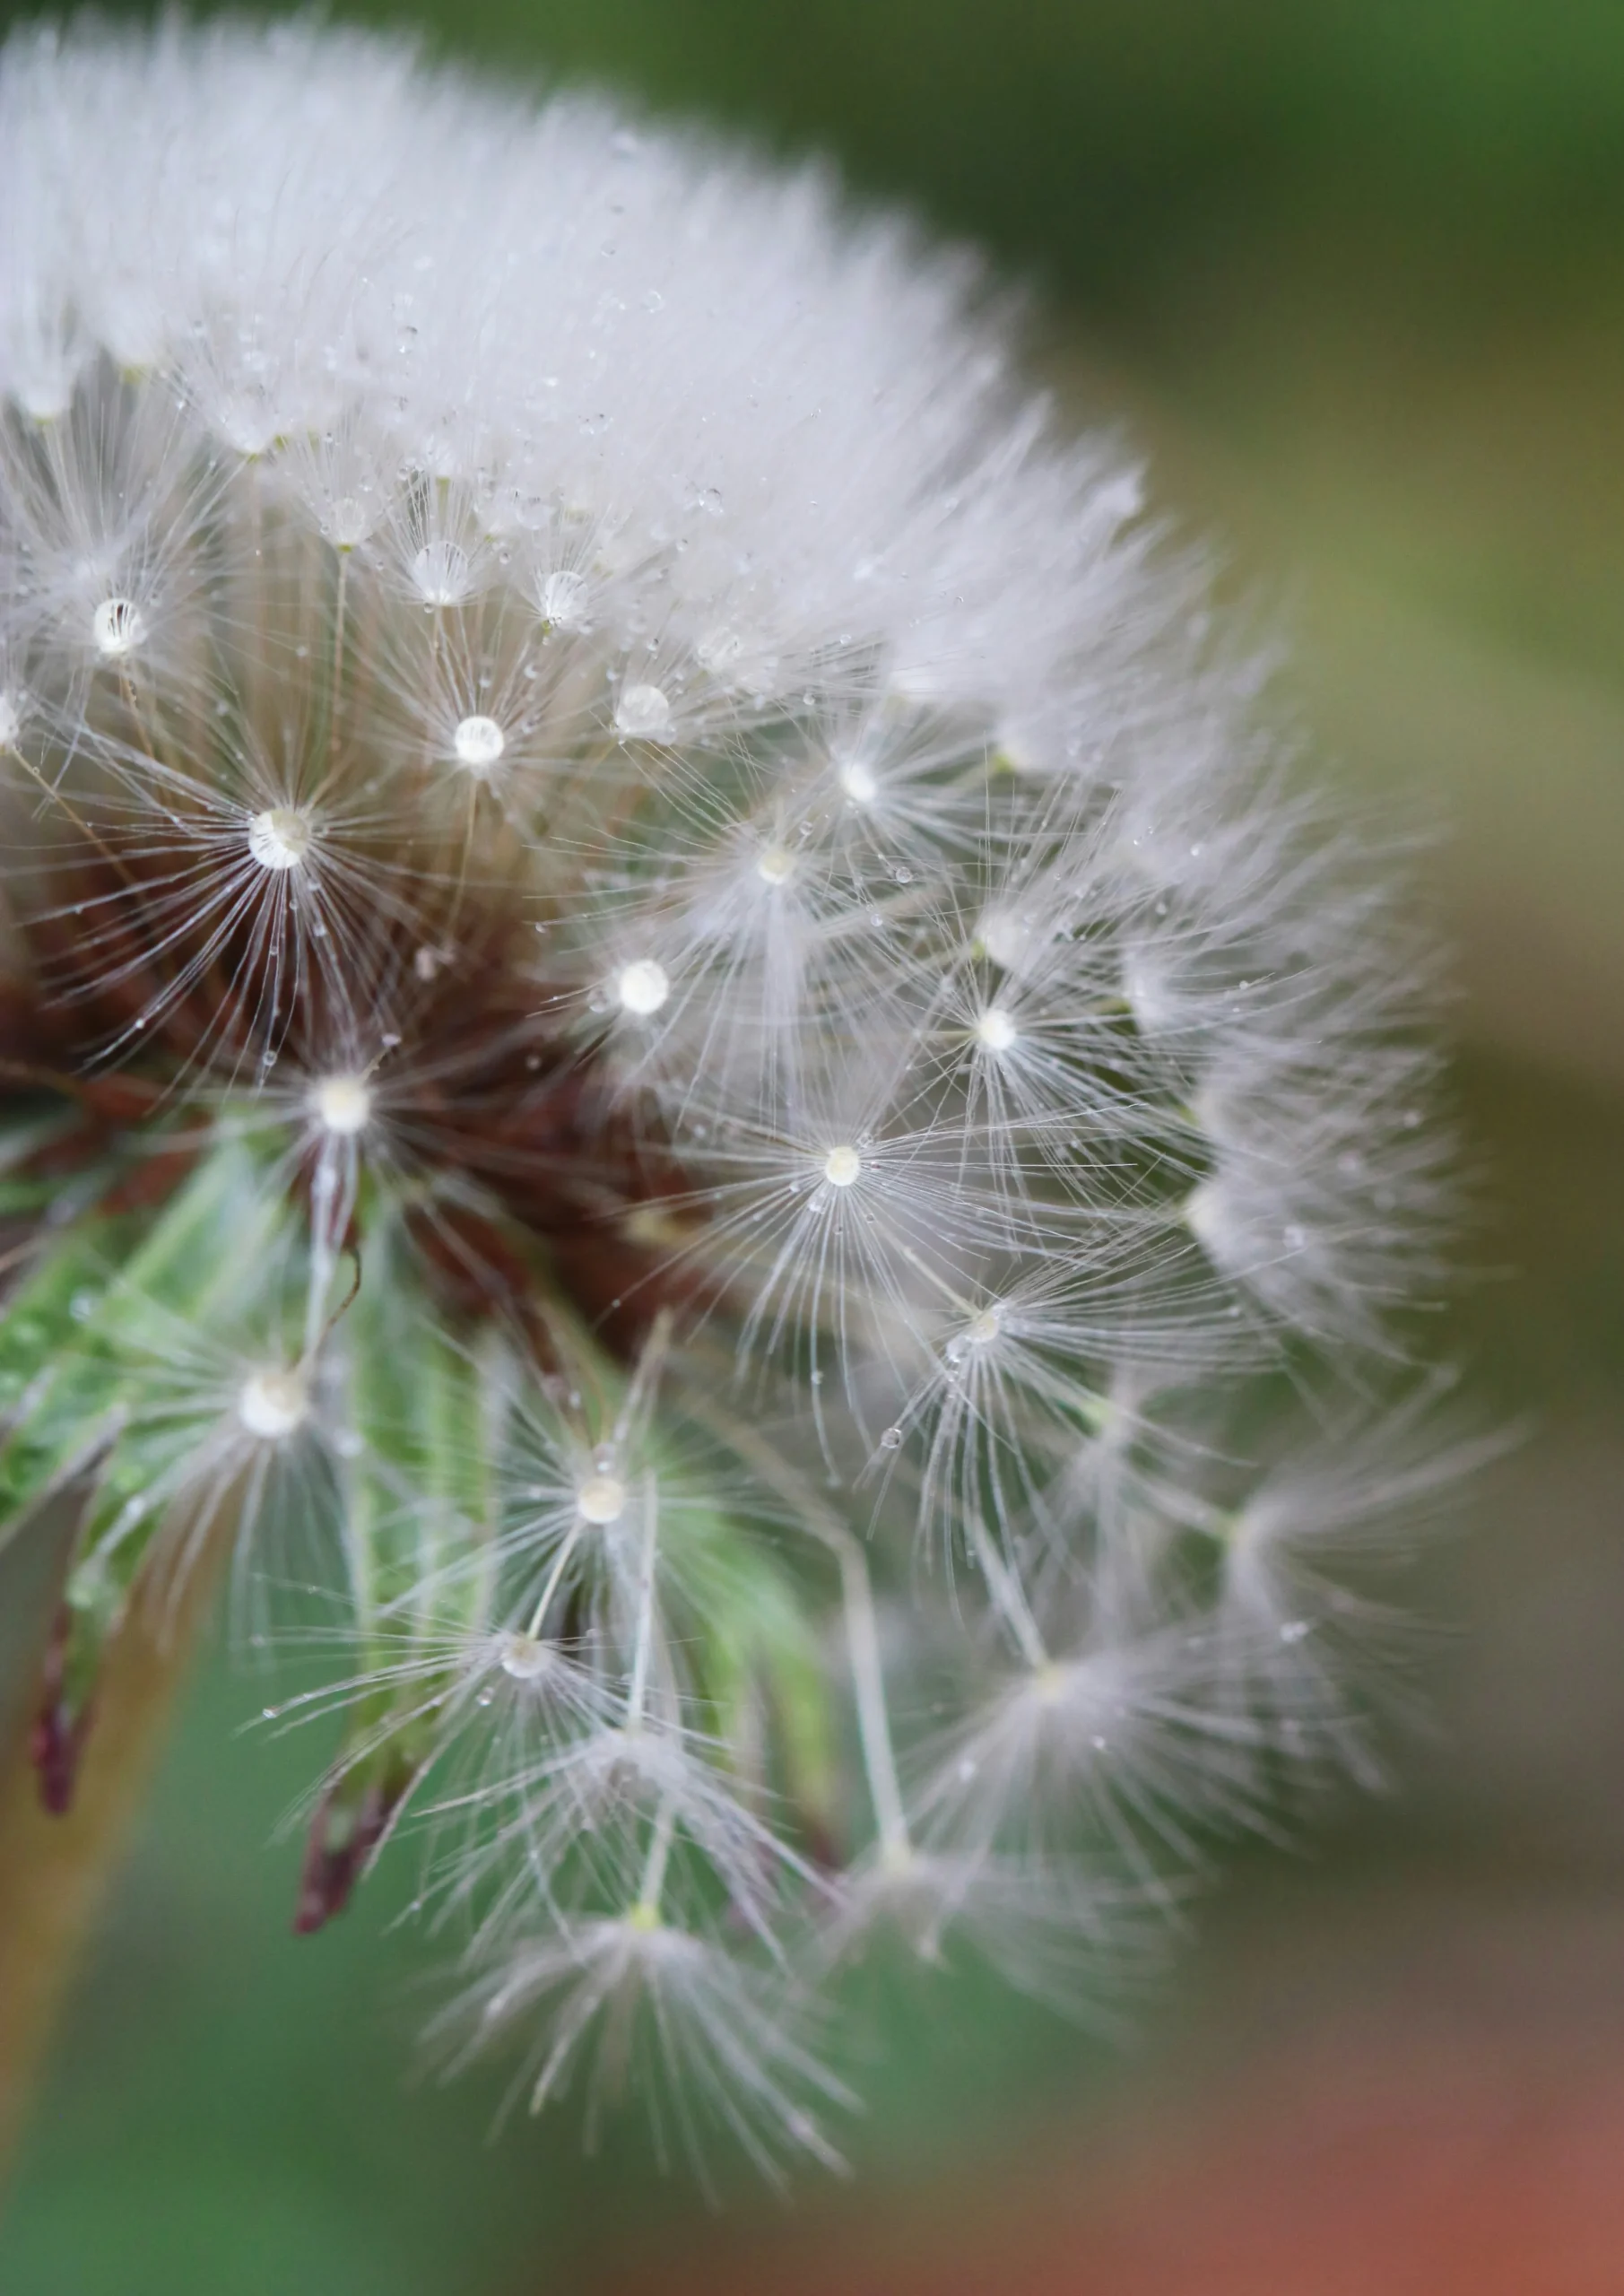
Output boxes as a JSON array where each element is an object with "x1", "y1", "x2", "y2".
[{"x1": 0, "y1": 16, "x2": 1163, "y2": 737}]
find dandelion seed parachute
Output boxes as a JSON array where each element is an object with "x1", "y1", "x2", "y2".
[{"x1": 0, "y1": 18, "x2": 1460, "y2": 2169}]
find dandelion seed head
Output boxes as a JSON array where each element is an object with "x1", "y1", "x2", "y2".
[{"x1": 0, "y1": 18, "x2": 1465, "y2": 2177}]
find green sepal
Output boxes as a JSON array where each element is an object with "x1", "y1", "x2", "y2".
[
  {"x1": 675, "y1": 1503, "x2": 840, "y2": 1852},
  {"x1": 295, "y1": 1192, "x2": 502, "y2": 1927},
  {"x1": 339, "y1": 1194, "x2": 498, "y2": 1651},
  {"x1": 4, "y1": 1129, "x2": 299, "y2": 1762}
]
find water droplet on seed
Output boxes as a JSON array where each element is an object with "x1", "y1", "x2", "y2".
[
  {"x1": 92, "y1": 596, "x2": 144, "y2": 657},
  {"x1": 453, "y1": 714, "x2": 505, "y2": 772},
  {"x1": 310, "y1": 1073, "x2": 371, "y2": 1135},
  {"x1": 578, "y1": 1472, "x2": 627, "y2": 1525},
  {"x1": 615, "y1": 958, "x2": 669, "y2": 1016},
  {"x1": 238, "y1": 1367, "x2": 308, "y2": 1439},
  {"x1": 614, "y1": 682, "x2": 670, "y2": 738},
  {"x1": 247, "y1": 806, "x2": 312, "y2": 871}
]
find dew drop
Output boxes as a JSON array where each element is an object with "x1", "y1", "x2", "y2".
[
  {"x1": 92, "y1": 596, "x2": 145, "y2": 657},
  {"x1": 238, "y1": 1367, "x2": 308, "y2": 1440},
  {"x1": 247, "y1": 806, "x2": 312, "y2": 871},
  {"x1": 578, "y1": 1472, "x2": 628, "y2": 1525},
  {"x1": 499, "y1": 1631, "x2": 551, "y2": 1682},
  {"x1": 453, "y1": 714, "x2": 506, "y2": 772},
  {"x1": 696, "y1": 626, "x2": 743, "y2": 674},
  {"x1": 977, "y1": 909, "x2": 1036, "y2": 973},
  {"x1": 615, "y1": 682, "x2": 671, "y2": 739},
  {"x1": 822, "y1": 1144, "x2": 861, "y2": 1188},
  {"x1": 878, "y1": 1425, "x2": 903, "y2": 1452},
  {"x1": 538, "y1": 569, "x2": 588, "y2": 629},
  {"x1": 412, "y1": 540, "x2": 471, "y2": 605},
  {"x1": 615, "y1": 957, "x2": 670, "y2": 1017},
  {"x1": 310, "y1": 1073, "x2": 371, "y2": 1135}
]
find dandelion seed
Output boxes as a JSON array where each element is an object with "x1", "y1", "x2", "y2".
[
  {"x1": 412, "y1": 540, "x2": 472, "y2": 606},
  {"x1": 325, "y1": 495, "x2": 374, "y2": 550},
  {"x1": 821, "y1": 1144, "x2": 862, "y2": 1188}
]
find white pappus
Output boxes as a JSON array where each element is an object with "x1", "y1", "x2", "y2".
[{"x1": 0, "y1": 18, "x2": 1466, "y2": 2177}]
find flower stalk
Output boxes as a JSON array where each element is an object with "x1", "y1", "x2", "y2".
[{"x1": 0, "y1": 1510, "x2": 217, "y2": 2177}]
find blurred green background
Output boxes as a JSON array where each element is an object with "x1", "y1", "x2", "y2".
[{"x1": 2, "y1": 4, "x2": 1621, "y2": 2291}]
